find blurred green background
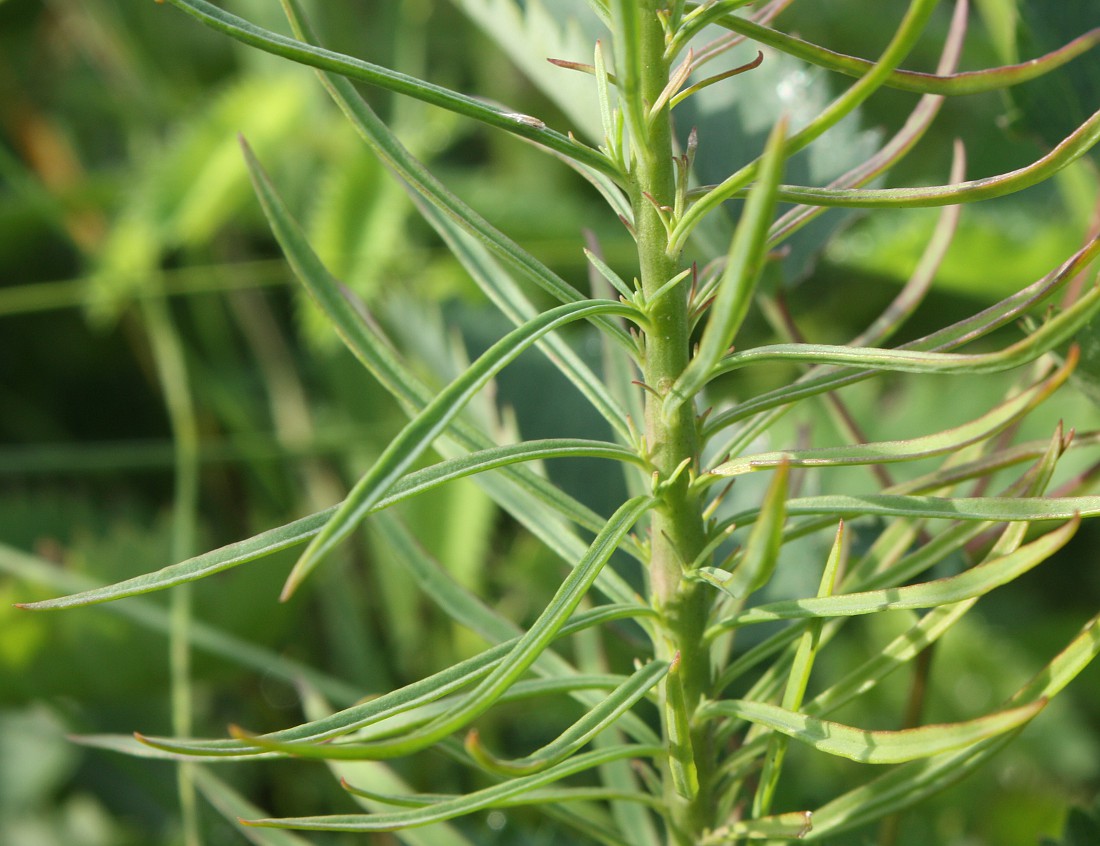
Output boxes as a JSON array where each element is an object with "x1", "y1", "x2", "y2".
[{"x1": 1, "y1": 0, "x2": 1099, "y2": 843}]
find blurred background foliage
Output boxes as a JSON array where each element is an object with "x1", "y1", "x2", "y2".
[{"x1": 0, "y1": 0, "x2": 1098, "y2": 844}]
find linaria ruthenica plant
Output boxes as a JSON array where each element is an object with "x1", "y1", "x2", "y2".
[{"x1": 18, "y1": 0, "x2": 1100, "y2": 843}]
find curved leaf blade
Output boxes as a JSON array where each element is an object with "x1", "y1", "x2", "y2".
[
  {"x1": 163, "y1": 0, "x2": 615, "y2": 174},
  {"x1": 710, "y1": 516, "x2": 1077, "y2": 629},
  {"x1": 700, "y1": 699, "x2": 1046, "y2": 764}
]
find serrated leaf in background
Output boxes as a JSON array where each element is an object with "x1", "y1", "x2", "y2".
[
  {"x1": 450, "y1": 0, "x2": 605, "y2": 141},
  {"x1": 1006, "y1": 1, "x2": 1100, "y2": 159},
  {"x1": 677, "y1": 42, "x2": 882, "y2": 286}
]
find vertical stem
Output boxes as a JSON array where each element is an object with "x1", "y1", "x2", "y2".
[
  {"x1": 142, "y1": 295, "x2": 202, "y2": 846},
  {"x1": 617, "y1": 2, "x2": 712, "y2": 841}
]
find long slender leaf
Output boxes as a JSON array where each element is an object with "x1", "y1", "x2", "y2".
[
  {"x1": 807, "y1": 611, "x2": 1100, "y2": 838},
  {"x1": 153, "y1": 497, "x2": 654, "y2": 761},
  {"x1": 17, "y1": 439, "x2": 642, "y2": 611},
  {"x1": 466, "y1": 659, "x2": 668, "y2": 774},
  {"x1": 705, "y1": 5, "x2": 1100, "y2": 96},
  {"x1": 243, "y1": 745, "x2": 663, "y2": 832},
  {"x1": 2, "y1": 543, "x2": 361, "y2": 705},
  {"x1": 279, "y1": 0, "x2": 632, "y2": 348},
  {"x1": 670, "y1": 0, "x2": 939, "y2": 250},
  {"x1": 705, "y1": 235, "x2": 1100, "y2": 434},
  {"x1": 368, "y1": 513, "x2": 661, "y2": 748},
  {"x1": 707, "y1": 516, "x2": 1076, "y2": 630},
  {"x1": 709, "y1": 356, "x2": 1072, "y2": 476},
  {"x1": 241, "y1": 136, "x2": 641, "y2": 597},
  {"x1": 711, "y1": 278, "x2": 1100, "y2": 381},
  {"x1": 283, "y1": 297, "x2": 638, "y2": 598},
  {"x1": 699, "y1": 697, "x2": 1045, "y2": 764},
  {"x1": 134, "y1": 604, "x2": 652, "y2": 758},
  {"x1": 753, "y1": 522, "x2": 844, "y2": 816},
  {"x1": 162, "y1": 0, "x2": 615, "y2": 174},
  {"x1": 761, "y1": 107, "x2": 1100, "y2": 208}
]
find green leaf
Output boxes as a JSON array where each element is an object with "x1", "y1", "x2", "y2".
[
  {"x1": 709, "y1": 357, "x2": 1072, "y2": 476},
  {"x1": 2, "y1": 543, "x2": 361, "y2": 705},
  {"x1": 163, "y1": 0, "x2": 615, "y2": 174},
  {"x1": 131, "y1": 604, "x2": 650, "y2": 759},
  {"x1": 664, "y1": 654, "x2": 699, "y2": 799},
  {"x1": 709, "y1": 461, "x2": 789, "y2": 601},
  {"x1": 764, "y1": 106, "x2": 1100, "y2": 208},
  {"x1": 141, "y1": 498, "x2": 654, "y2": 762},
  {"x1": 709, "y1": 516, "x2": 1077, "y2": 629},
  {"x1": 711, "y1": 276, "x2": 1100, "y2": 381},
  {"x1": 808, "y1": 610, "x2": 1100, "y2": 838},
  {"x1": 753, "y1": 521, "x2": 845, "y2": 816},
  {"x1": 702, "y1": 810, "x2": 815, "y2": 843},
  {"x1": 292, "y1": 687, "x2": 478, "y2": 846},
  {"x1": 279, "y1": 0, "x2": 631, "y2": 349},
  {"x1": 242, "y1": 745, "x2": 663, "y2": 832},
  {"x1": 283, "y1": 298, "x2": 638, "y2": 598},
  {"x1": 727, "y1": 493, "x2": 1100, "y2": 526},
  {"x1": 706, "y1": 235, "x2": 1100, "y2": 433},
  {"x1": 671, "y1": 0, "x2": 939, "y2": 250},
  {"x1": 368, "y1": 513, "x2": 660, "y2": 748},
  {"x1": 466, "y1": 659, "x2": 669, "y2": 774},
  {"x1": 17, "y1": 439, "x2": 641, "y2": 611},
  {"x1": 707, "y1": 4, "x2": 1100, "y2": 96},
  {"x1": 699, "y1": 697, "x2": 1045, "y2": 765}
]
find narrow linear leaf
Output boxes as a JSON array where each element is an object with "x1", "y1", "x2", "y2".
[
  {"x1": 671, "y1": 0, "x2": 939, "y2": 250},
  {"x1": 700, "y1": 697, "x2": 1045, "y2": 764},
  {"x1": 808, "y1": 611, "x2": 1100, "y2": 838},
  {"x1": 17, "y1": 439, "x2": 641, "y2": 611},
  {"x1": 709, "y1": 5, "x2": 1099, "y2": 95},
  {"x1": 726, "y1": 493, "x2": 1100, "y2": 526},
  {"x1": 134, "y1": 604, "x2": 651, "y2": 759},
  {"x1": 703, "y1": 810, "x2": 815, "y2": 843},
  {"x1": 230, "y1": 97, "x2": 647, "y2": 599},
  {"x1": 342, "y1": 782, "x2": 663, "y2": 810},
  {"x1": 710, "y1": 355, "x2": 1073, "y2": 475},
  {"x1": 163, "y1": 0, "x2": 614, "y2": 174},
  {"x1": 466, "y1": 659, "x2": 669, "y2": 775},
  {"x1": 3, "y1": 544, "x2": 360, "y2": 704},
  {"x1": 369, "y1": 513, "x2": 661, "y2": 748},
  {"x1": 239, "y1": 496, "x2": 654, "y2": 760},
  {"x1": 712, "y1": 278, "x2": 1100, "y2": 381},
  {"x1": 283, "y1": 297, "x2": 638, "y2": 598},
  {"x1": 712, "y1": 461, "x2": 790, "y2": 600},
  {"x1": 753, "y1": 521, "x2": 845, "y2": 817},
  {"x1": 761, "y1": 106, "x2": 1100, "y2": 208},
  {"x1": 709, "y1": 516, "x2": 1076, "y2": 629},
  {"x1": 279, "y1": 0, "x2": 632, "y2": 348},
  {"x1": 241, "y1": 745, "x2": 664, "y2": 832},
  {"x1": 664, "y1": 654, "x2": 700, "y2": 799},
  {"x1": 706, "y1": 235, "x2": 1100, "y2": 434}
]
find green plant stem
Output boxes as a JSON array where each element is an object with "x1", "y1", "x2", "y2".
[
  {"x1": 141, "y1": 295, "x2": 202, "y2": 846},
  {"x1": 623, "y1": 4, "x2": 710, "y2": 842}
]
